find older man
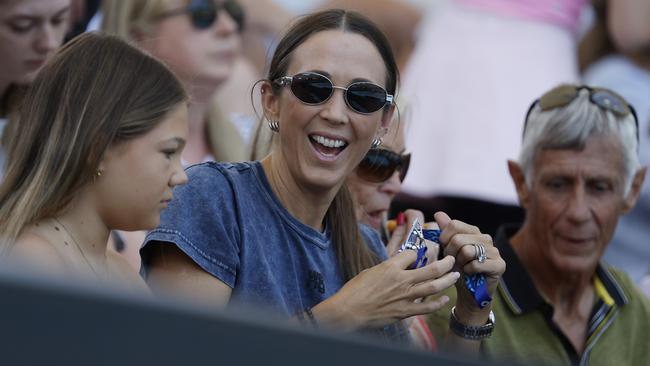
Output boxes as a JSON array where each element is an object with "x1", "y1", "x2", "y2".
[{"x1": 427, "y1": 84, "x2": 650, "y2": 365}]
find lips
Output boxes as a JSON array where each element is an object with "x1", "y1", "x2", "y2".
[{"x1": 309, "y1": 133, "x2": 349, "y2": 158}]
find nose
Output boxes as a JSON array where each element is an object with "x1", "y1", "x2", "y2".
[
  {"x1": 34, "y1": 23, "x2": 61, "y2": 55},
  {"x1": 170, "y1": 163, "x2": 189, "y2": 187},
  {"x1": 379, "y1": 171, "x2": 402, "y2": 198},
  {"x1": 213, "y1": 9, "x2": 239, "y2": 36},
  {"x1": 319, "y1": 88, "x2": 350, "y2": 125},
  {"x1": 564, "y1": 185, "x2": 591, "y2": 224}
]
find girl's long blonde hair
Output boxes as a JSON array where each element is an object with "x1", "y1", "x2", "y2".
[{"x1": 0, "y1": 32, "x2": 186, "y2": 255}]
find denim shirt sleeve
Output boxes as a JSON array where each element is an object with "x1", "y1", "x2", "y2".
[{"x1": 142, "y1": 163, "x2": 242, "y2": 288}]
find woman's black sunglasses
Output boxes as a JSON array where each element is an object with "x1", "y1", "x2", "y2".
[
  {"x1": 524, "y1": 84, "x2": 639, "y2": 143},
  {"x1": 357, "y1": 148, "x2": 411, "y2": 183},
  {"x1": 159, "y1": 0, "x2": 245, "y2": 31},
  {"x1": 274, "y1": 72, "x2": 394, "y2": 114}
]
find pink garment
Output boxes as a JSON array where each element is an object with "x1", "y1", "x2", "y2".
[{"x1": 456, "y1": 0, "x2": 587, "y2": 31}]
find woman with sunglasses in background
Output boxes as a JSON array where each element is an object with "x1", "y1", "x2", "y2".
[
  {"x1": 101, "y1": 0, "x2": 249, "y2": 269},
  {"x1": 0, "y1": 32, "x2": 188, "y2": 291},
  {"x1": 346, "y1": 118, "x2": 439, "y2": 351},
  {"x1": 0, "y1": 0, "x2": 71, "y2": 177},
  {"x1": 141, "y1": 9, "x2": 504, "y2": 352}
]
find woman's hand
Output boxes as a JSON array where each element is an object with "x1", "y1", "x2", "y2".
[
  {"x1": 313, "y1": 242, "x2": 459, "y2": 330},
  {"x1": 435, "y1": 211, "x2": 505, "y2": 324}
]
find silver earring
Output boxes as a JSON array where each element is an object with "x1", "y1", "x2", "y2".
[
  {"x1": 267, "y1": 119, "x2": 279, "y2": 132},
  {"x1": 371, "y1": 137, "x2": 382, "y2": 149}
]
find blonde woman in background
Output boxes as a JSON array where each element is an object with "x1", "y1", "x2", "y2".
[
  {"x1": 0, "y1": 0, "x2": 71, "y2": 176},
  {"x1": 0, "y1": 32, "x2": 188, "y2": 291}
]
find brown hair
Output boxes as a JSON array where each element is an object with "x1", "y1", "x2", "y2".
[
  {"x1": 265, "y1": 9, "x2": 399, "y2": 281},
  {"x1": 0, "y1": 32, "x2": 187, "y2": 254}
]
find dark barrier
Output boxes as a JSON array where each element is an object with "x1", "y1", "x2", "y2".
[{"x1": 0, "y1": 268, "x2": 507, "y2": 366}]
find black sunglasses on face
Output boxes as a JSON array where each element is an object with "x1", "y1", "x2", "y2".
[
  {"x1": 274, "y1": 72, "x2": 394, "y2": 114},
  {"x1": 357, "y1": 148, "x2": 411, "y2": 183},
  {"x1": 159, "y1": 0, "x2": 245, "y2": 31},
  {"x1": 524, "y1": 84, "x2": 639, "y2": 143}
]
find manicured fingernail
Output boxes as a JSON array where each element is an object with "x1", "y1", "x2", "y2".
[
  {"x1": 397, "y1": 212, "x2": 405, "y2": 225},
  {"x1": 452, "y1": 271, "x2": 461, "y2": 279}
]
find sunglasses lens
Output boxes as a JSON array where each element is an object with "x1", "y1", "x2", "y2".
[
  {"x1": 290, "y1": 73, "x2": 333, "y2": 104},
  {"x1": 190, "y1": 2, "x2": 216, "y2": 29},
  {"x1": 399, "y1": 153, "x2": 411, "y2": 182},
  {"x1": 591, "y1": 90, "x2": 628, "y2": 115},
  {"x1": 538, "y1": 85, "x2": 579, "y2": 111},
  {"x1": 347, "y1": 83, "x2": 388, "y2": 114},
  {"x1": 223, "y1": 0, "x2": 245, "y2": 30},
  {"x1": 357, "y1": 149, "x2": 401, "y2": 183}
]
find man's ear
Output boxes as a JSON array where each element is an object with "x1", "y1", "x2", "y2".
[
  {"x1": 508, "y1": 160, "x2": 530, "y2": 209},
  {"x1": 623, "y1": 166, "x2": 647, "y2": 213},
  {"x1": 261, "y1": 81, "x2": 280, "y2": 122}
]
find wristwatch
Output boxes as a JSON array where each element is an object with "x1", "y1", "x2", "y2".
[{"x1": 449, "y1": 306, "x2": 495, "y2": 340}]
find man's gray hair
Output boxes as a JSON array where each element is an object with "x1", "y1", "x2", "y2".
[{"x1": 519, "y1": 87, "x2": 639, "y2": 196}]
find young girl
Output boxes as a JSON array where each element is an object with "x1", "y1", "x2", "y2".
[{"x1": 0, "y1": 32, "x2": 188, "y2": 291}]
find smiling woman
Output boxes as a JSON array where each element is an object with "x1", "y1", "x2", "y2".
[
  {"x1": 139, "y1": 9, "x2": 472, "y2": 344},
  {"x1": 0, "y1": 32, "x2": 188, "y2": 291}
]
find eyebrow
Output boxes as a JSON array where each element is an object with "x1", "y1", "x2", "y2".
[
  {"x1": 168, "y1": 137, "x2": 186, "y2": 148},
  {"x1": 306, "y1": 70, "x2": 374, "y2": 85}
]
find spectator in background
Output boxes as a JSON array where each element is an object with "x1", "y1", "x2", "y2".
[
  {"x1": 579, "y1": 0, "x2": 650, "y2": 289},
  {"x1": 346, "y1": 118, "x2": 439, "y2": 351},
  {"x1": 428, "y1": 84, "x2": 649, "y2": 365},
  {"x1": 0, "y1": 33, "x2": 187, "y2": 292},
  {"x1": 395, "y1": 0, "x2": 589, "y2": 236},
  {"x1": 0, "y1": 0, "x2": 71, "y2": 176}
]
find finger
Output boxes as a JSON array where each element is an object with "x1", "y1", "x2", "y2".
[
  {"x1": 409, "y1": 271, "x2": 460, "y2": 299},
  {"x1": 403, "y1": 295, "x2": 452, "y2": 317},
  {"x1": 433, "y1": 211, "x2": 452, "y2": 231},
  {"x1": 438, "y1": 218, "x2": 482, "y2": 245},
  {"x1": 462, "y1": 247, "x2": 505, "y2": 276},
  {"x1": 403, "y1": 209, "x2": 425, "y2": 228},
  {"x1": 390, "y1": 248, "x2": 419, "y2": 270},
  {"x1": 443, "y1": 233, "x2": 493, "y2": 259},
  {"x1": 410, "y1": 255, "x2": 455, "y2": 282},
  {"x1": 386, "y1": 224, "x2": 407, "y2": 257}
]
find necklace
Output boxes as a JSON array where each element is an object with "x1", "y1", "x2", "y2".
[{"x1": 52, "y1": 217, "x2": 104, "y2": 280}]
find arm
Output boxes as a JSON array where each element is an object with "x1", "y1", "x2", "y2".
[
  {"x1": 434, "y1": 212, "x2": 505, "y2": 355},
  {"x1": 146, "y1": 244, "x2": 232, "y2": 307},
  {"x1": 607, "y1": 0, "x2": 650, "y2": 52}
]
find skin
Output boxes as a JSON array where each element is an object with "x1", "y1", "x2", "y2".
[
  {"x1": 347, "y1": 119, "x2": 406, "y2": 230},
  {"x1": 0, "y1": 0, "x2": 70, "y2": 101},
  {"x1": 137, "y1": 0, "x2": 241, "y2": 164},
  {"x1": 508, "y1": 134, "x2": 646, "y2": 353},
  {"x1": 9, "y1": 103, "x2": 189, "y2": 289}
]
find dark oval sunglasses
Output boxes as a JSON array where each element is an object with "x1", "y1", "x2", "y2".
[
  {"x1": 524, "y1": 84, "x2": 639, "y2": 143},
  {"x1": 159, "y1": 0, "x2": 245, "y2": 31},
  {"x1": 357, "y1": 148, "x2": 411, "y2": 183},
  {"x1": 274, "y1": 72, "x2": 394, "y2": 114}
]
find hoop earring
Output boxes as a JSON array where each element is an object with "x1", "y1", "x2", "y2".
[
  {"x1": 268, "y1": 119, "x2": 279, "y2": 132},
  {"x1": 371, "y1": 137, "x2": 382, "y2": 149}
]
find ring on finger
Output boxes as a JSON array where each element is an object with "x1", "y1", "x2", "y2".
[{"x1": 473, "y1": 243, "x2": 487, "y2": 263}]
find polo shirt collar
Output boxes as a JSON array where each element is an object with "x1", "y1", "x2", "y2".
[{"x1": 494, "y1": 223, "x2": 628, "y2": 315}]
